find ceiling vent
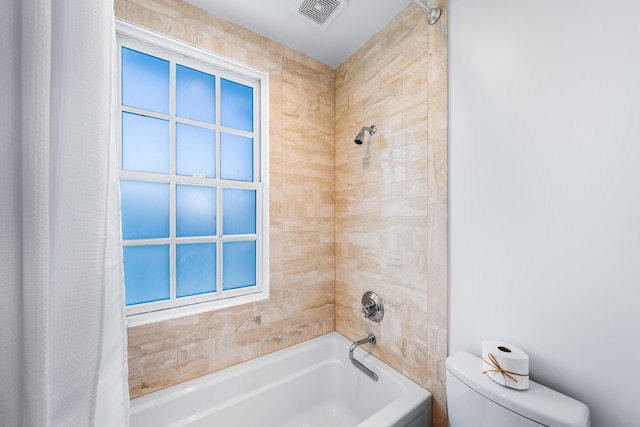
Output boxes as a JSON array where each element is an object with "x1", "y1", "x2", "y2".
[{"x1": 293, "y1": 0, "x2": 348, "y2": 30}]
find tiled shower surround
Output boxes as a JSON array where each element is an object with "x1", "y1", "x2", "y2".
[{"x1": 116, "y1": 0, "x2": 447, "y2": 425}]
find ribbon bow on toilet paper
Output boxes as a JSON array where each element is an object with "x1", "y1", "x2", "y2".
[{"x1": 482, "y1": 352, "x2": 529, "y2": 386}]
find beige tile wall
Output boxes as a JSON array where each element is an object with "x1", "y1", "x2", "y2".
[
  {"x1": 116, "y1": 0, "x2": 336, "y2": 399},
  {"x1": 116, "y1": 1, "x2": 448, "y2": 426},
  {"x1": 335, "y1": 3, "x2": 448, "y2": 426}
]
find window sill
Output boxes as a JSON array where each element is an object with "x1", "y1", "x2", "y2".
[{"x1": 125, "y1": 291, "x2": 269, "y2": 328}]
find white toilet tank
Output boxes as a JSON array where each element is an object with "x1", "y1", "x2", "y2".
[{"x1": 446, "y1": 351, "x2": 590, "y2": 427}]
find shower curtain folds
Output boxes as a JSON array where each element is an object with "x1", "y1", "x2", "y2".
[{"x1": 0, "y1": 0, "x2": 130, "y2": 426}]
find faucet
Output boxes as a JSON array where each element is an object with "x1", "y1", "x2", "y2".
[{"x1": 349, "y1": 333, "x2": 378, "y2": 381}]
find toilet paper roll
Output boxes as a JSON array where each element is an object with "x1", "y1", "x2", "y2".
[{"x1": 482, "y1": 340, "x2": 529, "y2": 390}]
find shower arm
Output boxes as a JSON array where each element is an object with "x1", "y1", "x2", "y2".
[{"x1": 412, "y1": 0, "x2": 441, "y2": 25}]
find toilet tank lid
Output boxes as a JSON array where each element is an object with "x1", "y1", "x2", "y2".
[{"x1": 446, "y1": 351, "x2": 590, "y2": 427}]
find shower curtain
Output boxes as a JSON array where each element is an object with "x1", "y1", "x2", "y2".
[{"x1": 0, "y1": 0, "x2": 130, "y2": 426}]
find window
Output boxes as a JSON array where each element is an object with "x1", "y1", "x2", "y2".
[{"x1": 116, "y1": 21, "x2": 269, "y2": 324}]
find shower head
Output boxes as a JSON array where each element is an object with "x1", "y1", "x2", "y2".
[{"x1": 354, "y1": 125, "x2": 376, "y2": 145}]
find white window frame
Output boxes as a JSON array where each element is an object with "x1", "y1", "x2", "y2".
[{"x1": 116, "y1": 20, "x2": 269, "y2": 327}]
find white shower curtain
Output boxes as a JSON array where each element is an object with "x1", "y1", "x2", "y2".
[{"x1": 0, "y1": 0, "x2": 130, "y2": 426}]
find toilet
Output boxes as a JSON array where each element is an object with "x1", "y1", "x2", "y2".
[{"x1": 446, "y1": 351, "x2": 590, "y2": 427}]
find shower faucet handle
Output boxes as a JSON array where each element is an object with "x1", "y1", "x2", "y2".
[
  {"x1": 360, "y1": 291, "x2": 384, "y2": 322},
  {"x1": 361, "y1": 302, "x2": 376, "y2": 317}
]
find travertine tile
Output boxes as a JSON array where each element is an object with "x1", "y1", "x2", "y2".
[
  {"x1": 114, "y1": 0, "x2": 126, "y2": 18},
  {"x1": 127, "y1": 313, "x2": 198, "y2": 345},
  {"x1": 427, "y1": 141, "x2": 447, "y2": 204},
  {"x1": 136, "y1": 329, "x2": 200, "y2": 357},
  {"x1": 128, "y1": 348, "x2": 177, "y2": 378},
  {"x1": 125, "y1": 1, "x2": 197, "y2": 45},
  {"x1": 177, "y1": 339, "x2": 212, "y2": 365},
  {"x1": 127, "y1": 0, "x2": 178, "y2": 20},
  {"x1": 128, "y1": 376, "x2": 142, "y2": 397},
  {"x1": 427, "y1": 203, "x2": 448, "y2": 267},
  {"x1": 427, "y1": 264, "x2": 448, "y2": 329},
  {"x1": 138, "y1": 357, "x2": 209, "y2": 396}
]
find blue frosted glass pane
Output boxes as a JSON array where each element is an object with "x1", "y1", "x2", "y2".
[
  {"x1": 220, "y1": 132, "x2": 253, "y2": 181},
  {"x1": 121, "y1": 180, "x2": 169, "y2": 240},
  {"x1": 122, "y1": 112, "x2": 169, "y2": 173},
  {"x1": 220, "y1": 78, "x2": 253, "y2": 132},
  {"x1": 176, "y1": 185, "x2": 217, "y2": 237},
  {"x1": 176, "y1": 65, "x2": 215, "y2": 124},
  {"x1": 176, "y1": 243, "x2": 216, "y2": 297},
  {"x1": 176, "y1": 123, "x2": 216, "y2": 178},
  {"x1": 121, "y1": 47, "x2": 169, "y2": 114},
  {"x1": 123, "y1": 245, "x2": 170, "y2": 305},
  {"x1": 223, "y1": 188, "x2": 256, "y2": 235},
  {"x1": 223, "y1": 241, "x2": 256, "y2": 290}
]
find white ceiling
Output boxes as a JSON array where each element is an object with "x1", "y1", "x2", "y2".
[{"x1": 186, "y1": 0, "x2": 413, "y2": 68}]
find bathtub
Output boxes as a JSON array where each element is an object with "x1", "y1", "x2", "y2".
[{"x1": 130, "y1": 332, "x2": 432, "y2": 427}]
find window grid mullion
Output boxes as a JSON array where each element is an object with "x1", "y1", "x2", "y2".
[
  {"x1": 255, "y1": 187, "x2": 263, "y2": 289},
  {"x1": 169, "y1": 58, "x2": 177, "y2": 302},
  {"x1": 216, "y1": 73, "x2": 223, "y2": 295},
  {"x1": 253, "y1": 86, "x2": 260, "y2": 184},
  {"x1": 121, "y1": 105, "x2": 170, "y2": 122}
]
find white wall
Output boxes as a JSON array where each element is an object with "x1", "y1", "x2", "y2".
[{"x1": 449, "y1": 1, "x2": 640, "y2": 426}]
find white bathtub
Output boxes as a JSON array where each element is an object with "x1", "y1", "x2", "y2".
[{"x1": 130, "y1": 332, "x2": 432, "y2": 427}]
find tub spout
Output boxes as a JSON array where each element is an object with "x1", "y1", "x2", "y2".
[{"x1": 349, "y1": 333, "x2": 378, "y2": 381}]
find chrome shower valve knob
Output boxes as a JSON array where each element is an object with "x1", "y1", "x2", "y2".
[
  {"x1": 361, "y1": 302, "x2": 376, "y2": 317},
  {"x1": 360, "y1": 291, "x2": 384, "y2": 322}
]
